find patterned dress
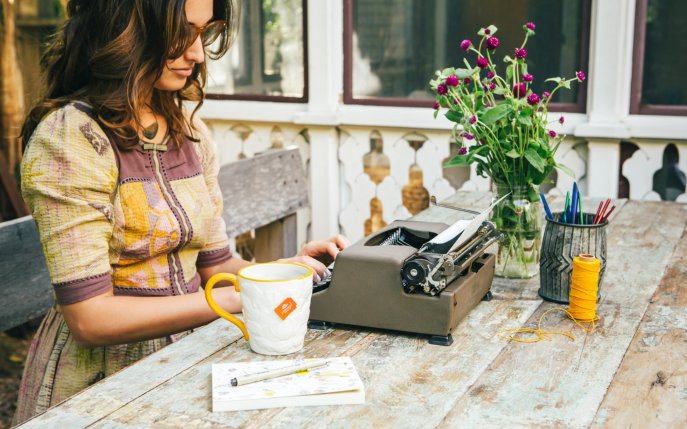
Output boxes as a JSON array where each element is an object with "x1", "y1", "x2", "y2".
[{"x1": 13, "y1": 101, "x2": 232, "y2": 424}]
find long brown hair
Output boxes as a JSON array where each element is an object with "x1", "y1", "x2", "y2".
[{"x1": 22, "y1": 0, "x2": 239, "y2": 149}]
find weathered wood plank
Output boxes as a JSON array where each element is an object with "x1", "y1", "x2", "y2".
[
  {"x1": 0, "y1": 215, "x2": 53, "y2": 331},
  {"x1": 218, "y1": 148, "x2": 308, "y2": 238},
  {"x1": 591, "y1": 226, "x2": 687, "y2": 429},
  {"x1": 15, "y1": 317, "x2": 247, "y2": 429},
  {"x1": 254, "y1": 213, "x2": 298, "y2": 262},
  {"x1": 437, "y1": 201, "x2": 687, "y2": 428},
  {"x1": 82, "y1": 300, "x2": 539, "y2": 429}
]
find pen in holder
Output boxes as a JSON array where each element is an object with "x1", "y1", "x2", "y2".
[{"x1": 539, "y1": 212, "x2": 607, "y2": 303}]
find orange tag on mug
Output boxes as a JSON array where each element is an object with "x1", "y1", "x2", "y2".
[{"x1": 274, "y1": 297, "x2": 297, "y2": 320}]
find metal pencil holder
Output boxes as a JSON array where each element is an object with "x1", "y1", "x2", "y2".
[{"x1": 538, "y1": 212, "x2": 607, "y2": 303}]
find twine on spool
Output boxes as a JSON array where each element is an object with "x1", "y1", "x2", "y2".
[{"x1": 499, "y1": 253, "x2": 601, "y2": 343}]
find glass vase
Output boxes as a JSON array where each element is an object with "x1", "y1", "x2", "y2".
[{"x1": 490, "y1": 183, "x2": 542, "y2": 278}]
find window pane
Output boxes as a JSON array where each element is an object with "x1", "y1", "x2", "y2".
[
  {"x1": 350, "y1": 0, "x2": 585, "y2": 105},
  {"x1": 207, "y1": 0, "x2": 306, "y2": 98},
  {"x1": 641, "y1": 0, "x2": 687, "y2": 106}
]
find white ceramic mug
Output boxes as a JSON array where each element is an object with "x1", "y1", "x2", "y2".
[{"x1": 204, "y1": 262, "x2": 313, "y2": 355}]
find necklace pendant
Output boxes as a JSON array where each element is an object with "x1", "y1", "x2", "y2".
[{"x1": 142, "y1": 122, "x2": 159, "y2": 140}]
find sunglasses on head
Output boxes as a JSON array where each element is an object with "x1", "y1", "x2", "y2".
[{"x1": 185, "y1": 19, "x2": 226, "y2": 49}]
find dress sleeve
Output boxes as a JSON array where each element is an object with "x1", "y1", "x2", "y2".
[
  {"x1": 21, "y1": 105, "x2": 118, "y2": 304},
  {"x1": 190, "y1": 116, "x2": 233, "y2": 268}
]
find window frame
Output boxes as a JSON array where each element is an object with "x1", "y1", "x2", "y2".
[
  {"x1": 342, "y1": 0, "x2": 591, "y2": 113},
  {"x1": 630, "y1": 0, "x2": 687, "y2": 116},
  {"x1": 205, "y1": 0, "x2": 309, "y2": 103}
]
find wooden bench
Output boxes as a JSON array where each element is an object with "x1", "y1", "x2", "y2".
[{"x1": 0, "y1": 147, "x2": 308, "y2": 332}]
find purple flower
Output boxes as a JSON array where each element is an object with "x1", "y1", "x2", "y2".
[
  {"x1": 463, "y1": 77, "x2": 472, "y2": 85},
  {"x1": 559, "y1": 116, "x2": 565, "y2": 124},
  {"x1": 479, "y1": 139, "x2": 486, "y2": 145},
  {"x1": 512, "y1": 82, "x2": 526, "y2": 98},
  {"x1": 525, "y1": 22, "x2": 536, "y2": 31},
  {"x1": 485, "y1": 28, "x2": 491, "y2": 35},
  {"x1": 549, "y1": 130, "x2": 557, "y2": 138},
  {"x1": 527, "y1": 93, "x2": 540, "y2": 105},
  {"x1": 523, "y1": 73, "x2": 534, "y2": 82},
  {"x1": 490, "y1": 82, "x2": 496, "y2": 90},
  {"x1": 477, "y1": 57, "x2": 488, "y2": 69},
  {"x1": 543, "y1": 91, "x2": 551, "y2": 99},
  {"x1": 470, "y1": 115, "x2": 477, "y2": 124},
  {"x1": 452, "y1": 98, "x2": 458, "y2": 105},
  {"x1": 576, "y1": 71, "x2": 586, "y2": 81},
  {"x1": 483, "y1": 84, "x2": 489, "y2": 92},
  {"x1": 433, "y1": 102, "x2": 440, "y2": 110},
  {"x1": 458, "y1": 147, "x2": 468, "y2": 155},
  {"x1": 446, "y1": 75, "x2": 459, "y2": 87},
  {"x1": 463, "y1": 133, "x2": 475, "y2": 140},
  {"x1": 437, "y1": 84, "x2": 448, "y2": 95},
  {"x1": 514, "y1": 48, "x2": 527, "y2": 59},
  {"x1": 487, "y1": 71, "x2": 495, "y2": 79},
  {"x1": 486, "y1": 36, "x2": 500, "y2": 50},
  {"x1": 460, "y1": 39, "x2": 472, "y2": 51}
]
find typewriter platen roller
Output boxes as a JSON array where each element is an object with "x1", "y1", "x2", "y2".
[{"x1": 308, "y1": 219, "x2": 503, "y2": 346}]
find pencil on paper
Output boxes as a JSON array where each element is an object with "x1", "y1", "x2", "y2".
[{"x1": 231, "y1": 360, "x2": 329, "y2": 387}]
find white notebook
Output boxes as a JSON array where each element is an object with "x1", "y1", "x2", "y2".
[{"x1": 211, "y1": 357, "x2": 365, "y2": 412}]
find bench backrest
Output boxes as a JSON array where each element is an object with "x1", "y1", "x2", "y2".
[{"x1": 0, "y1": 148, "x2": 308, "y2": 331}]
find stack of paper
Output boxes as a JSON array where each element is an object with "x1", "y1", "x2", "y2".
[{"x1": 211, "y1": 357, "x2": 365, "y2": 411}]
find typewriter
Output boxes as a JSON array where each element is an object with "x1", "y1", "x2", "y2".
[{"x1": 308, "y1": 203, "x2": 504, "y2": 346}]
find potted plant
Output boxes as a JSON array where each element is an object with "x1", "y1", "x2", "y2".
[{"x1": 430, "y1": 22, "x2": 586, "y2": 278}]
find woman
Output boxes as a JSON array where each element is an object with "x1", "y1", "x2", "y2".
[{"x1": 13, "y1": 0, "x2": 348, "y2": 424}]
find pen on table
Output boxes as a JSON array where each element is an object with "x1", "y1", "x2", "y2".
[
  {"x1": 593, "y1": 200, "x2": 603, "y2": 224},
  {"x1": 539, "y1": 192, "x2": 553, "y2": 221},
  {"x1": 600, "y1": 205, "x2": 616, "y2": 224},
  {"x1": 577, "y1": 191, "x2": 584, "y2": 225},
  {"x1": 231, "y1": 360, "x2": 329, "y2": 387},
  {"x1": 564, "y1": 192, "x2": 571, "y2": 223},
  {"x1": 570, "y1": 183, "x2": 579, "y2": 225},
  {"x1": 597, "y1": 198, "x2": 611, "y2": 224}
]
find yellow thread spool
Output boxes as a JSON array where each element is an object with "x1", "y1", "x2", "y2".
[
  {"x1": 568, "y1": 253, "x2": 601, "y2": 323},
  {"x1": 498, "y1": 253, "x2": 601, "y2": 343}
]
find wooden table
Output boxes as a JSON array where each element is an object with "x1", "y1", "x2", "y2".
[{"x1": 16, "y1": 193, "x2": 687, "y2": 429}]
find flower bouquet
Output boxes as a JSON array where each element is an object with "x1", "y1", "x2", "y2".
[{"x1": 430, "y1": 22, "x2": 586, "y2": 278}]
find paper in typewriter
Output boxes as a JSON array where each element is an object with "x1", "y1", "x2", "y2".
[
  {"x1": 211, "y1": 357, "x2": 365, "y2": 411},
  {"x1": 425, "y1": 193, "x2": 510, "y2": 254}
]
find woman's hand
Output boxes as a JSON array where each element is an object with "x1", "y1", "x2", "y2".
[{"x1": 280, "y1": 234, "x2": 351, "y2": 281}]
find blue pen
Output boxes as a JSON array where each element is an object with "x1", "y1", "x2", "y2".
[
  {"x1": 564, "y1": 192, "x2": 570, "y2": 223},
  {"x1": 570, "y1": 183, "x2": 579, "y2": 224},
  {"x1": 539, "y1": 192, "x2": 553, "y2": 221}
]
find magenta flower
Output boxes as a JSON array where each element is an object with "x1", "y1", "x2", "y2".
[
  {"x1": 559, "y1": 116, "x2": 565, "y2": 124},
  {"x1": 433, "y1": 102, "x2": 439, "y2": 110},
  {"x1": 512, "y1": 82, "x2": 526, "y2": 98},
  {"x1": 576, "y1": 71, "x2": 586, "y2": 81},
  {"x1": 460, "y1": 39, "x2": 472, "y2": 51},
  {"x1": 437, "y1": 84, "x2": 448, "y2": 95},
  {"x1": 477, "y1": 57, "x2": 488, "y2": 68},
  {"x1": 549, "y1": 130, "x2": 557, "y2": 138},
  {"x1": 525, "y1": 22, "x2": 536, "y2": 31},
  {"x1": 487, "y1": 71, "x2": 495, "y2": 79},
  {"x1": 543, "y1": 91, "x2": 551, "y2": 99},
  {"x1": 485, "y1": 28, "x2": 491, "y2": 35},
  {"x1": 514, "y1": 48, "x2": 527, "y2": 59},
  {"x1": 490, "y1": 82, "x2": 496, "y2": 90},
  {"x1": 446, "y1": 75, "x2": 459, "y2": 87},
  {"x1": 523, "y1": 73, "x2": 534, "y2": 82},
  {"x1": 463, "y1": 133, "x2": 475, "y2": 140},
  {"x1": 527, "y1": 93, "x2": 540, "y2": 105},
  {"x1": 486, "y1": 36, "x2": 500, "y2": 50},
  {"x1": 463, "y1": 77, "x2": 472, "y2": 85},
  {"x1": 479, "y1": 139, "x2": 486, "y2": 145},
  {"x1": 458, "y1": 147, "x2": 468, "y2": 155},
  {"x1": 470, "y1": 115, "x2": 477, "y2": 124},
  {"x1": 452, "y1": 98, "x2": 458, "y2": 105}
]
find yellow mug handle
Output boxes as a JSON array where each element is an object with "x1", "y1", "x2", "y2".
[{"x1": 204, "y1": 273, "x2": 250, "y2": 341}]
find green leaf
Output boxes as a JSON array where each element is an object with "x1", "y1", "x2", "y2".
[
  {"x1": 520, "y1": 62, "x2": 528, "y2": 76},
  {"x1": 503, "y1": 55, "x2": 513, "y2": 63},
  {"x1": 506, "y1": 64, "x2": 514, "y2": 83},
  {"x1": 517, "y1": 111, "x2": 532, "y2": 126},
  {"x1": 493, "y1": 86, "x2": 505, "y2": 95},
  {"x1": 481, "y1": 103, "x2": 511, "y2": 125},
  {"x1": 555, "y1": 163, "x2": 575, "y2": 178},
  {"x1": 455, "y1": 66, "x2": 478, "y2": 79},
  {"x1": 487, "y1": 25, "x2": 498, "y2": 35},
  {"x1": 433, "y1": 109, "x2": 439, "y2": 119},
  {"x1": 545, "y1": 77, "x2": 562, "y2": 83},
  {"x1": 444, "y1": 155, "x2": 471, "y2": 167},
  {"x1": 561, "y1": 79, "x2": 571, "y2": 89},
  {"x1": 441, "y1": 68, "x2": 456, "y2": 77},
  {"x1": 505, "y1": 148, "x2": 520, "y2": 158},
  {"x1": 524, "y1": 148, "x2": 547, "y2": 173},
  {"x1": 445, "y1": 109, "x2": 462, "y2": 123}
]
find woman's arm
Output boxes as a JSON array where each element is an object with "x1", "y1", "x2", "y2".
[{"x1": 61, "y1": 286, "x2": 241, "y2": 348}]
